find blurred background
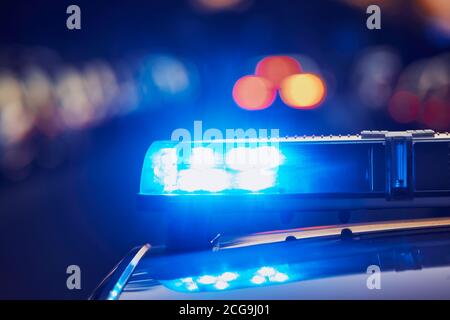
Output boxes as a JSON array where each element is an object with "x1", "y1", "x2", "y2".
[{"x1": 0, "y1": 0, "x2": 449, "y2": 299}]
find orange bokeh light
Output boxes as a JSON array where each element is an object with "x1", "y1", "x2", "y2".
[
  {"x1": 255, "y1": 56, "x2": 302, "y2": 89},
  {"x1": 232, "y1": 75, "x2": 276, "y2": 110},
  {"x1": 279, "y1": 73, "x2": 326, "y2": 109}
]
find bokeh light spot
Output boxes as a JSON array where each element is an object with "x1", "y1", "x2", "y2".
[
  {"x1": 255, "y1": 56, "x2": 302, "y2": 88},
  {"x1": 388, "y1": 90, "x2": 420, "y2": 123},
  {"x1": 422, "y1": 97, "x2": 450, "y2": 130},
  {"x1": 191, "y1": 0, "x2": 251, "y2": 13},
  {"x1": 232, "y1": 75, "x2": 276, "y2": 110},
  {"x1": 279, "y1": 73, "x2": 326, "y2": 109}
]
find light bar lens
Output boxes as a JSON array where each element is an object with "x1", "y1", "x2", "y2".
[
  {"x1": 140, "y1": 140, "x2": 385, "y2": 195},
  {"x1": 140, "y1": 141, "x2": 286, "y2": 194}
]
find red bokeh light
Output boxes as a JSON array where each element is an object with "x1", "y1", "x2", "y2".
[
  {"x1": 232, "y1": 75, "x2": 276, "y2": 110},
  {"x1": 422, "y1": 97, "x2": 450, "y2": 130},
  {"x1": 388, "y1": 90, "x2": 420, "y2": 123},
  {"x1": 255, "y1": 56, "x2": 302, "y2": 89}
]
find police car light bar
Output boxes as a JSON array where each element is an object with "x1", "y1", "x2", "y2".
[{"x1": 138, "y1": 130, "x2": 450, "y2": 212}]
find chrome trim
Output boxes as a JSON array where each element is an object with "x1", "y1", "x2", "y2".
[
  {"x1": 90, "y1": 244, "x2": 150, "y2": 300},
  {"x1": 219, "y1": 217, "x2": 450, "y2": 249}
]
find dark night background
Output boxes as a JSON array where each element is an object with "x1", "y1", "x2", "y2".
[{"x1": 0, "y1": 0, "x2": 449, "y2": 299}]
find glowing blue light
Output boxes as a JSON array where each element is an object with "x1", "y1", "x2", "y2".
[
  {"x1": 107, "y1": 289, "x2": 119, "y2": 300},
  {"x1": 179, "y1": 277, "x2": 199, "y2": 291},
  {"x1": 255, "y1": 267, "x2": 288, "y2": 283},
  {"x1": 197, "y1": 272, "x2": 238, "y2": 289},
  {"x1": 181, "y1": 277, "x2": 194, "y2": 282},
  {"x1": 177, "y1": 168, "x2": 231, "y2": 192},
  {"x1": 162, "y1": 264, "x2": 294, "y2": 293},
  {"x1": 141, "y1": 141, "x2": 287, "y2": 195},
  {"x1": 197, "y1": 275, "x2": 217, "y2": 285},
  {"x1": 152, "y1": 148, "x2": 178, "y2": 192},
  {"x1": 235, "y1": 170, "x2": 276, "y2": 191},
  {"x1": 250, "y1": 275, "x2": 266, "y2": 285},
  {"x1": 190, "y1": 147, "x2": 217, "y2": 168},
  {"x1": 220, "y1": 272, "x2": 239, "y2": 282},
  {"x1": 270, "y1": 272, "x2": 289, "y2": 282},
  {"x1": 257, "y1": 266, "x2": 276, "y2": 277},
  {"x1": 186, "y1": 283, "x2": 199, "y2": 291},
  {"x1": 214, "y1": 280, "x2": 229, "y2": 290},
  {"x1": 226, "y1": 146, "x2": 284, "y2": 171}
]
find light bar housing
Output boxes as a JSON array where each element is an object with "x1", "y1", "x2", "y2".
[{"x1": 139, "y1": 130, "x2": 450, "y2": 212}]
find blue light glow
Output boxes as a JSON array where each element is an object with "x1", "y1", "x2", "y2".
[
  {"x1": 214, "y1": 280, "x2": 229, "y2": 290},
  {"x1": 225, "y1": 146, "x2": 284, "y2": 171},
  {"x1": 197, "y1": 275, "x2": 217, "y2": 285},
  {"x1": 162, "y1": 264, "x2": 293, "y2": 293},
  {"x1": 141, "y1": 138, "x2": 380, "y2": 195},
  {"x1": 186, "y1": 283, "x2": 198, "y2": 291},
  {"x1": 180, "y1": 277, "x2": 199, "y2": 291},
  {"x1": 270, "y1": 272, "x2": 289, "y2": 282},
  {"x1": 190, "y1": 147, "x2": 217, "y2": 168},
  {"x1": 257, "y1": 266, "x2": 276, "y2": 277},
  {"x1": 141, "y1": 142, "x2": 285, "y2": 194},
  {"x1": 250, "y1": 275, "x2": 266, "y2": 285},
  {"x1": 177, "y1": 168, "x2": 231, "y2": 192},
  {"x1": 250, "y1": 267, "x2": 289, "y2": 285},
  {"x1": 235, "y1": 169, "x2": 276, "y2": 191},
  {"x1": 151, "y1": 148, "x2": 178, "y2": 192},
  {"x1": 220, "y1": 272, "x2": 239, "y2": 282}
]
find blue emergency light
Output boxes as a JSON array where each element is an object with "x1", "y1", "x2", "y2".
[
  {"x1": 162, "y1": 265, "x2": 291, "y2": 292},
  {"x1": 137, "y1": 130, "x2": 450, "y2": 250},
  {"x1": 139, "y1": 130, "x2": 450, "y2": 211},
  {"x1": 140, "y1": 141, "x2": 286, "y2": 194},
  {"x1": 92, "y1": 131, "x2": 450, "y2": 298}
]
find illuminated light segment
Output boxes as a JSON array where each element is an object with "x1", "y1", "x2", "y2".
[
  {"x1": 270, "y1": 272, "x2": 289, "y2": 282},
  {"x1": 162, "y1": 265, "x2": 290, "y2": 293},
  {"x1": 141, "y1": 132, "x2": 450, "y2": 213},
  {"x1": 250, "y1": 266, "x2": 288, "y2": 284},
  {"x1": 177, "y1": 168, "x2": 231, "y2": 192},
  {"x1": 221, "y1": 272, "x2": 239, "y2": 281},
  {"x1": 140, "y1": 135, "x2": 396, "y2": 196},
  {"x1": 151, "y1": 148, "x2": 178, "y2": 192},
  {"x1": 189, "y1": 147, "x2": 217, "y2": 168},
  {"x1": 179, "y1": 272, "x2": 239, "y2": 291},
  {"x1": 141, "y1": 141, "x2": 284, "y2": 194},
  {"x1": 257, "y1": 266, "x2": 276, "y2": 277},
  {"x1": 197, "y1": 275, "x2": 217, "y2": 285},
  {"x1": 179, "y1": 278, "x2": 198, "y2": 291},
  {"x1": 250, "y1": 275, "x2": 266, "y2": 285},
  {"x1": 214, "y1": 280, "x2": 229, "y2": 290},
  {"x1": 226, "y1": 146, "x2": 283, "y2": 192},
  {"x1": 176, "y1": 147, "x2": 232, "y2": 192},
  {"x1": 225, "y1": 146, "x2": 284, "y2": 171},
  {"x1": 235, "y1": 170, "x2": 276, "y2": 192}
]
